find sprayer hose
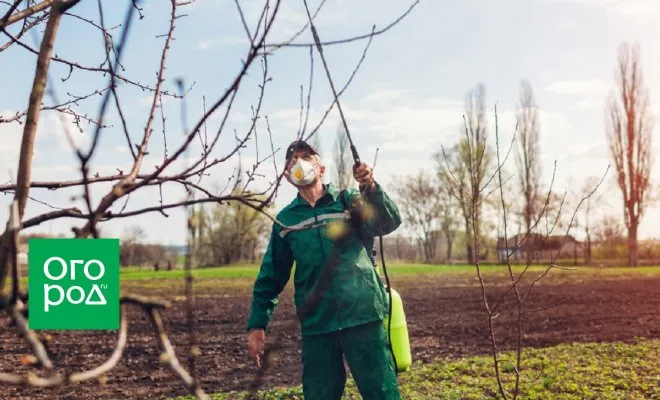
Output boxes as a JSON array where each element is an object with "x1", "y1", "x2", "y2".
[{"x1": 375, "y1": 212, "x2": 398, "y2": 373}]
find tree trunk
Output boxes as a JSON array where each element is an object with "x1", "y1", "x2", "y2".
[
  {"x1": 464, "y1": 216, "x2": 474, "y2": 265},
  {"x1": 446, "y1": 235, "x2": 454, "y2": 263},
  {"x1": 466, "y1": 244, "x2": 474, "y2": 265},
  {"x1": 585, "y1": 230, "x2": 592, "y2": 265},
  {"x1": 628, "y1": 223, "x2": 638, "y2": 267},
  {"x1": 524, "y1": 212, "x2": 533, "y2": 265}
]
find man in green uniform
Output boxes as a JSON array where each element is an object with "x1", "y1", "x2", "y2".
[{"x1": 246, "y1": 139, "x2": 403, "y2": 399}]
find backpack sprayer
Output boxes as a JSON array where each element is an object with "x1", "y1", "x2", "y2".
[{"x1": 304, "y1": 3, "x2": 411, "y2": 374}]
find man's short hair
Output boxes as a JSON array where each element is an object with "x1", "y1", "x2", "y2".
[{"x1": 284, "y1": 139, "x2": 319, "y2": 165}]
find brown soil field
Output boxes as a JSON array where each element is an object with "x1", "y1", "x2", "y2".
[{"x1": 1, "y1": 274, "x2": 659, "y2": 399}]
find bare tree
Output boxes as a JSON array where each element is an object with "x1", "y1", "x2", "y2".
[
  {"x1": 120, "y1": 224, "x2": 146, "y2": 267},
  {"x1": 382, "y1": 234, "x2": 418, "y2": 262},
  {"x1": 437, "y1": 143, "x2": 469, "y2": 261},
  {"x1": 0, "y1": 1, "x2": 284, "y2": 396},
  {"x1": 333, "y1": 122, "x2": 355, "y2": 190},
  {"x1": 437, "y1": 83, "x2": 494, "y2": 265},
  {"x1": 515, "y1": 80, "x2": 541, "y2": 248},
  {"x1": 537, "y1": 190, "x2": 569, "y2": 234},
  {"x1": 576, "y1": 176, "x2": 605, "y2": 265},
  {"x1": 594, "y1": 214, "x2": 626, "y2": 243},
  {"x1": 390, "y1": 170, "x2": 445, "y2": 263},
  {"x1": 592, "y1": 214, "x2": 627, "y2": 260},
  {"x1": 606, "y1": 42, "x2": 653, "y2": 267},
  {"x1": 441, "y1": 103, "x2": 606, "y2": 399},
  {"x1": 439, "y1": 183, "x2": 459, "y2": 262},
  {"x1": 195, "y1": 190, "x2": 272, "y2": 266},
  {"x1": 0, "y1": 0, "x2": 420, "y2": 397}
]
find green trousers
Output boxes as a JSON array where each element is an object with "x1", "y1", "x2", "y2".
[{"x1": 301, "y1": 320, "x2": 402, "y2": 400}]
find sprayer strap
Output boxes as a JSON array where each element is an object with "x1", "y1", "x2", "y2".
[{"x1": 278, "y1": 212, "x2": 349, "y2": 238}]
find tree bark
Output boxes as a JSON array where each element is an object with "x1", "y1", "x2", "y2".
[
  {"x1": 628, "y1": 222, "x2": 638, "y2": 267},
  {"x1": 586, "y1": 231, "x2": 592, "y2": 265},
  {"x1": 0, "y1": 2, "x2": 68, "y2": 292},
  {"x1": 445, "y1": 233, "x2": 454, "y2": 262}
]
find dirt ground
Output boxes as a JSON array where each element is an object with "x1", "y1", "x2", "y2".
[{"x1": 1, "y1": 275, "x2": 659, "y2": 399}]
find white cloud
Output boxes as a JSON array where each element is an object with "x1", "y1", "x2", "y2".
[
  {"x1": 349, "y1": 99, "x2": 466, "y2": 141},
  {"x1": 46, "y1": 112, "x2": 89, "y2": 151},
  {"x1": 139, "y1": 94, "x2": 176, "y2": 107},
  {"x1": 575, "y1": 99, "x2": 604, "y2": 109},
  {"x1": 182, "y1": 0, "x2": 229, "y2": 10},
  {"x1": 544, "y1": 79, "x2": 611, "y2": 96},
  {"x1": 361, "y1": 89, "x2": 408, "y2": 106},
  {"x1": 261, "y1": 96, "x2": 574, "y2": 191},
  {"x1": 205, "y1": 109, "x2": 252, "y2": 128},
  {"x1": 548, "y1": 0, "x2": 660, "y2": 19},
  {"x1": 31, "y1": 165, "x2": 80, "y2": 181},
  {"x1": 195, "y1": 35, "x2": 249, "y2": 50},
  {"x1": 269, "y1": 108, "x2": 326, "y2": 134},
  {"x1": 0, "y1": 114, "x2": 23, "y2": 179},
  {"x1": 652, "y1": 105, "x2": 660, "y2": 117},
  {"x1": 611, "y1": 1, "x2": 660, "y2": 17},
  {"x1": 0, "y1": 110, "x2": 83, "y2": 178},
  {"x1": 488, "y1": 108, "x2": 571, "y2": 160}
]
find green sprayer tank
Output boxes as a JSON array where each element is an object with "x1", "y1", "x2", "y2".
[{"x1": 383, "y1": 287, "x2": 412, "y2": 372}]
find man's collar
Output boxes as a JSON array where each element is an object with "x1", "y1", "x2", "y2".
[
  {"x1": 325, "y1": 182, "x2": 340, "y2": 200},
  {"x1": 291, "y1": 182, "x2": 340, "y2": 207}
]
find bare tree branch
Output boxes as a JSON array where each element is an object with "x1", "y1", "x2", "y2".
[
  {"x1": 149, "y1": 308, "x2": 210, "y2": 400},
  {"x1": 265, "y1": 0, "x2": 419, "y2": 49},
  {"x1": 1, "y1": 0, "x2": 52, "y2": 29}
]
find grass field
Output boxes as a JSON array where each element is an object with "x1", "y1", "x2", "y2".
[
  {"x1": 3, "y1": 263, "x2": 659, "y2": 400},
  {"x1": 164, "y1": 264, "x2": 659, "y2": 399},
  {"x1": 114, "y1": 263, "x2": 660, "y2": 294},
  {"x1": 139, "y1": 263, "x2": 658, "y2": 399},
  {"x1": 17, "y1": 262, "x2": 660, "y2": 286},
  {"x1": 174, "y1": 338, "x2": 660, "y2": 399},
  {"x1": 117, "y1": 263, "x2": 660, "y2": 281}
]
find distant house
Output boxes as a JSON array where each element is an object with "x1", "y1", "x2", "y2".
[{"x1": 496, "y1": 233, "x2": 583, "y2": 264}]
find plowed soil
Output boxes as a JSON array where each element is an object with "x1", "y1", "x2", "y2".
[{"x1": 2, "y1": 274, "x2": 659, "y2": 399}]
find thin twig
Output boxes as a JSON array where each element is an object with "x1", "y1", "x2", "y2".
[{"x1": 265, "y1": 0, "x2": 419, "y2": 49}]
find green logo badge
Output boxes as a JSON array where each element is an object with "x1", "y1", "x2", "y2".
[{"x1": 28, "y1": 238, "x2": 119, "y2": 330}]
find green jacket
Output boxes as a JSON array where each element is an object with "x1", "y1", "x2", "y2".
[{"x1": 247, "y1": 182, "x2": 401, "y2": 336}]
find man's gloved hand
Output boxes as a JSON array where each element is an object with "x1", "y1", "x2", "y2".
[
  {"x1": 247, "y1": 328, "x2": 265, "y2": 368},
  {"x1": 353, "y1": 162, "x2": 375, "y2": 192}
]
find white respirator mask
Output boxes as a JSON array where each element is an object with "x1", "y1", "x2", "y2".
[{"x1": 289, "y1": 159, "x2": 317, "y2": 187}]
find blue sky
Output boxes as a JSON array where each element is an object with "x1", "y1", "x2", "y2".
[{"x1": 1, "y1": 0, "x2": 660, "y2": 245}]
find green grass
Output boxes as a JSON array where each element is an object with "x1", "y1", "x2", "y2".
[
  {"x1": 121, "y1": 263, "x2": 660, "y2": 279},
  {"x1": 383, "y1": 263, "x2": 660, "y2": 275},
  {"x1": 120, "y1": 264, "x2": 260, "y2": 280},
  {"x1": 15, "y1": 263, "x2": 660, "y2": 292},
  {"x1": 171, "y1": 338, "x2": 660, "y2": 400}
]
